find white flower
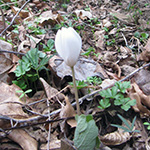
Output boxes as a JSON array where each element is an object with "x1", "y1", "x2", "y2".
[{"x1": 55, "y1": 27, "x2": 82, "y2": 67}]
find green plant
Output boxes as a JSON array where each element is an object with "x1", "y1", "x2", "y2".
[
  {"x1": 103, "y1": 27, "x2": 109, "y2": 32},
  {"x1": 106, "y1": 38, "x2": 116, "y2": 46},
  {"x1": 69, "y1": 80, "x2": 88, "y2": 90},
  {"x1": 27, "y1": 25, "x2": 46, "y2": 35},
  {"x1": 41, "y1": 39, "x2": 56, "y2": 52},
  {"x1": 69, "y1": 76, "x2": 102, "y2": 90},
  {"x1": 16, "y1": 89, "x2": 32, "y2": 102},
  {"x1": 86, "y1": 76, "x2": 102, "y2": 86},
  {"x1": 81, "y1": 47, "x2": 95, "y2": 56},
  {"x1": 111, "y1": 114, "x2": 140, "y2": 133},
  {"x1": 144, "y1": 122, "x2": 150, "y2": 130},
  {"x1": 74, "y1": 114, "x2": 100, "y2": 150},
  {"x1": 99, "y1": 81, "x2": 136, "y2": 111},
  {"x1": 13, "y1": 48, "x2": 51, "y2": 90},
  {"x1": 98, "y1": 98, "x2": 111, "y2": 109},
  {"x1": 128, "y1": 4, "x2": 143, "y2": 24},
  {"x1": 134, "y1": 31, "x2": 149, "y2": 42}
]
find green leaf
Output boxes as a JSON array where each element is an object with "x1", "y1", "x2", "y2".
[
  {"x1": 12, "y1": 79, "x2": 27, "y2": 90},
  {"x1": 99, "y1": 86, "x2": 117, "y2": 99},
  {"x1": 74, "y1": 114, "x2": 99, "y2": 150},
  {"x1": 121, "y1": 99, "x2": 136, "y2": 111},
  {"x1": 131, "y1": 116, "x2": 137, "y2": 129},
  {"x1": 144, "y1": 122, "x2": 150, "y2": 125},
  {"x1": 141, "y1": 32, "x2": 149, "y2": 40},
  {"x1": 115, "y1": 81, "x2": 131, "y2": 93},
  {"x1": 98, "y1": 98, "x2": 111, "y2": 109},
  {"x1": 117, "y1": 114, "x2": 131, "y2": 130},
  {"x1": 14, "y1": 61, "x2": 31, "y2": 77},
  {"x1": 111, "y1": 124, "x2": 129, "y2": 132},
  {"x1": 24, "y1": 89, "x2": 32, "y2": 94},
  {"x1": 16, "y1": 90, "x2": 23, "y2": 93},
  {"x1": 69, "y1": 80, "x2": 88, "y2": 90},
  {"x1": 19, "y1": 93, "x2": 25, "y2": 99}
]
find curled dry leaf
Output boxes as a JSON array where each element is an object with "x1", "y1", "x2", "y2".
[
  {"x1": 100, "y1": 128, "x2": 132, "y2": 146},
  {"x1": 145, "y1": 137, "x2": 150, "y2": 150},
  {"x1": 128, "y1": 82, "x2": 150, "y2": 117},
  {"x1": 59, "y1": 96, "x2": 77, "y2": 132},
  {"x1": 0, "y1": 83, "x2": 29, "y2": 123},
  {"x1": 0, "y1": 83, "x2": 38, "y2": 149},
  {"x1": 137, "y1": 38, "x2": 150, "y2": 62},
  {"x1": 133, "y1": 69, "x2": 150, "y2": 95},
  {"x1": 11, "y1": 6, "x2": 29, "y2": 19},
  {"x1": 74, "y1": 10, "x2": 93, "y2": 20},
  {"x1": 40, "y1": 77, "x2": 64, "y2": 102},
  {"x1": 38, "y1": 10, "x2": 63, "y2": 26},
  {"x1": 8, "y1": 129, "x2": 38, "y2": 150}
]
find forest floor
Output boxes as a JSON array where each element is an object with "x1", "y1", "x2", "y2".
[{"x1": 0, "y1": 0, "x2": 150, "y2": 149}]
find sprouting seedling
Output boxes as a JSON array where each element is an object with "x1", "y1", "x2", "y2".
[
  {"x1": 111, "y1": 114, "x2": 140, "y2": 133},
  {"x1": 55, "y1": 27, "x2": 82, "y2": 115},
  {"x1": 16, "y1": 89, "x2": 32, "y2": 102}
]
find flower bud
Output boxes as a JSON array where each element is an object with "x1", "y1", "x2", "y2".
[{"x1": 55, "y1": 27, "x2": 82, "y2": 67}]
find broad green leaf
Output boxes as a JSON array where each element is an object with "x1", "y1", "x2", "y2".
[
  {"x1": 12, "y1": 79, "x2": 27, "y2": 90},
  {"x1": 98, "y1": 98, "x2": 111, "y2": 109},
  {"x1": 121, "y1": 99, "x2": 136, "y2": 111},
  {"x1": 115, "y1": 81, "x2": 131, "y2": 93},
  {"x1": 14, "y1": 61, "x2": 30, "y2": 77},
  {"x1": 74, "y1": 114, "x2": 99, "y2": 150}
]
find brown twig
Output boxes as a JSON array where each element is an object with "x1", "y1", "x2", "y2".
[
  {"x1": 2, "y1": 116, "x2": 74, "y2": 131},
  {"x1": 0, "y1": 0, "x2": 31, "y2": 37},
  {"x1": 0, "y1": 49, "x2": 25, "y2": 55},
  {"x1": 47, "y1": 99, "x2": 51, "y2": 150}
]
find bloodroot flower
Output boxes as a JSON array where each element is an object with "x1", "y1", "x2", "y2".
[
  {"x1": 55, "y1": 27, "x2": 82, "y2": 115},
  {"x1": 55, "y1": 27, "x2": 82, "y2": 67}
]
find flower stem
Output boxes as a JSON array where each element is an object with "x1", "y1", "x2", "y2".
[{"x1": 71, "y1": 66, "x2": 81, "y2": 115}]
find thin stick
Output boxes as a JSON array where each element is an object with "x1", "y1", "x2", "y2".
[
  {"x1": 71, "y1": 66, "x2": 80, "y2": 115},
  {"x1": 47, "y1": 99, "x2": 51, "y2": 150}
]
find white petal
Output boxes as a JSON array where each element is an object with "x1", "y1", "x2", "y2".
[{"x1": 55, "y1": 27, "x2": 82, "y2": 67}]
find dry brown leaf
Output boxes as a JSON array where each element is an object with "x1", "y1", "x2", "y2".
[
  {"x1": 74, "y1": 9, "x2": 93, "y2": 20},
  {"x1": 59, "y1": 96, "x2": 76, "y2": 132},
  {"x1": 128, "y1": 82, "x2": 150, "y2": 117},
  {"x1": 38, "y1": 10, "x2": 63, "y2": 26},
  {"x1": 8, "y1": 129, "x2": 38, "y2": 150},
  {"x1": 40, "y1": 131, "x2": 61, "y2": 149},
  {"x1": 100, "y1": 128, "x2": 132, "y2": 146},
  {"x1": 40, "y1": 77, "x2": 64, "y2": 102},
  {"x1": 49, "y1": 56, "x2": 105, "y2": 81},
  {"x1": 133, "y1": 69, "x2": 150, "y2": 95},
  {"x1": 11, "y1": 6, "x2": 29, "y2": 19},
  {"x1": 0, "y1": 40, "x2": 13, "y2": 83},
  {"x1": 0, "y1": 83, "x2": 29, "y2": 121},
  {"x1": 18, "y1": 40, "x2": 30, "y2": 53},
  {"x1": 109, "y1": 10, "x2": 129, "y2": 22},
  {"x1": 0, "y1": 83, "x2": 38, "y2": 149},
  {"x1": 137, "y1": 38, "x2": 150, "y2": 62},
  {"x1": 29, "y1": 35, "x2": 41, "y2": 49},
  {"x1": 102, "y1": 19, "x2": 112, "y2": 28},
  {"x1": 61, "y1": 138, "x2": 75, "y2": 150},
  {"x1": 94, "y1": 30, "x2": 105, "y2": 50},
  {"x1": 100, "y1": 79, "x2": 116, "y2": 89},
  {"x1": 18, "y1": 25, "x2": 26, "y2": 42}
]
